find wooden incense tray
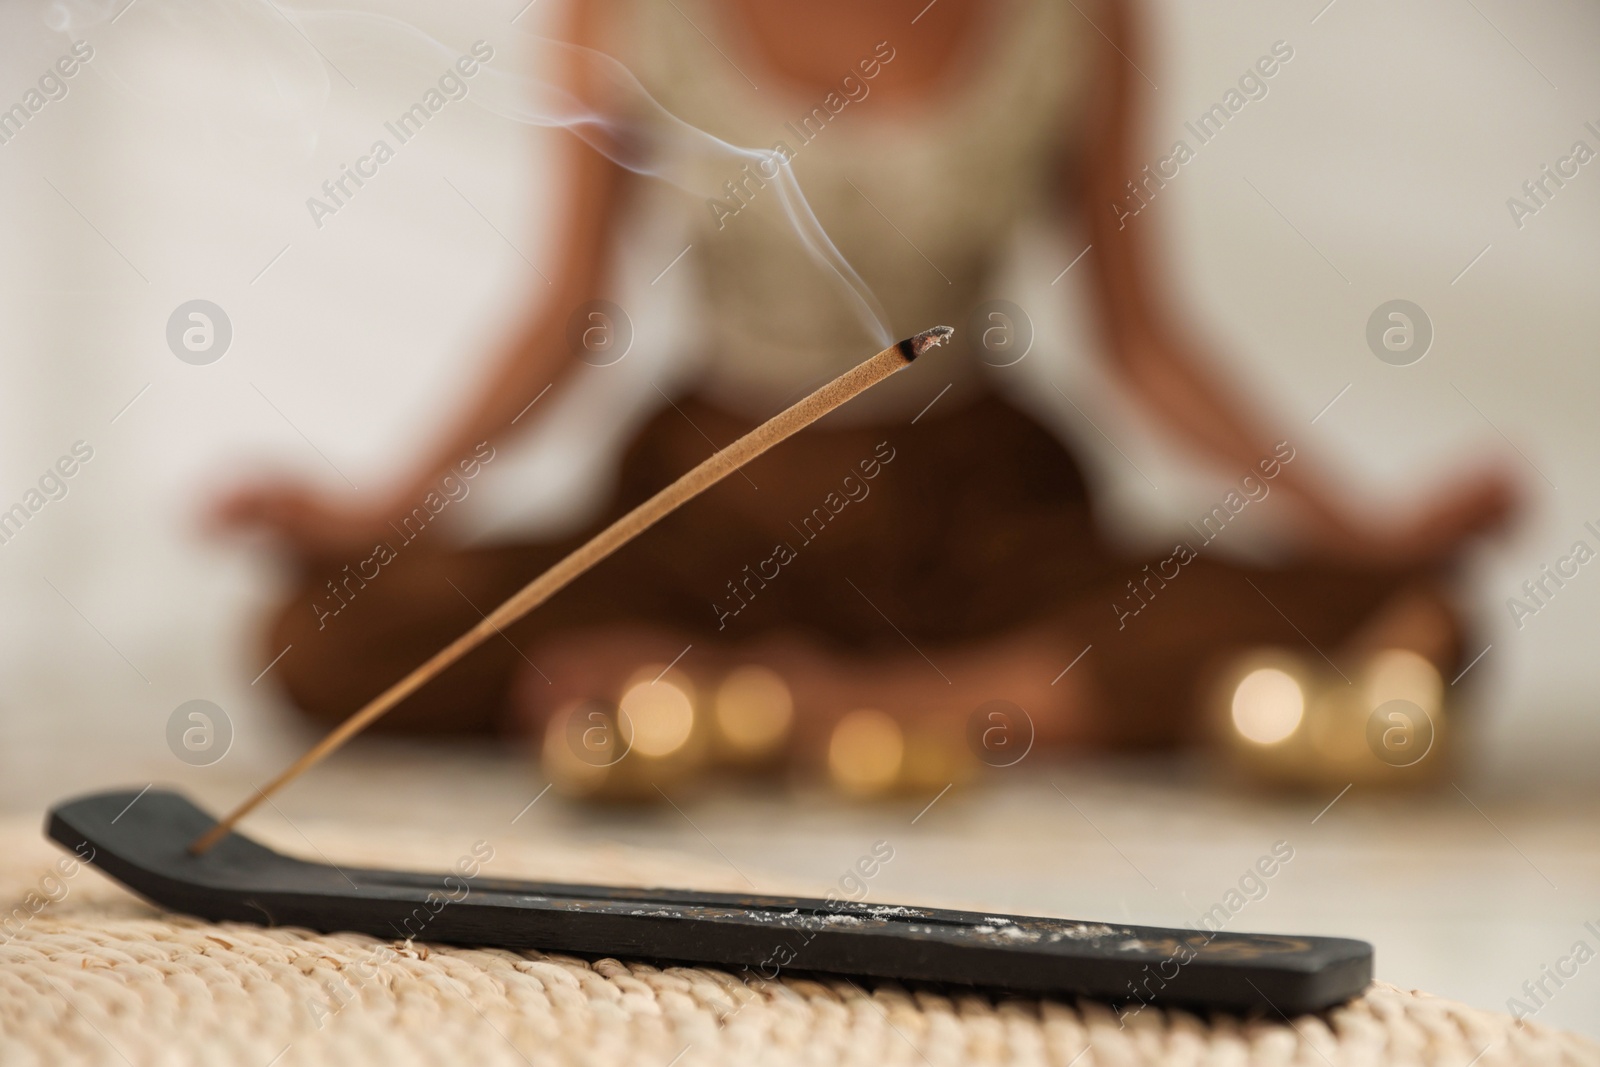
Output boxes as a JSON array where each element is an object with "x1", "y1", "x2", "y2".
[{"x1": 48, "y1": 788, "x2": 1371, "y2": 1015}]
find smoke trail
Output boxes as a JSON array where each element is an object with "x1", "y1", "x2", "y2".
[{"x1": 41, "y1": 0, "x2": 893, "y2": 347}]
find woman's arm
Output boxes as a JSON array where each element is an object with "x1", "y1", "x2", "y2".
[
  {"x1": 382, "y1": 118, "x2": 626, "y2": 510},
  {"x1": 1077, "y1": 0, "x2": 1516, "y2": 563},
  {"x1": 213, "y1": 4, "x2": 632, "y2": 554}
]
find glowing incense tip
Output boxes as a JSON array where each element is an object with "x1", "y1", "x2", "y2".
[{"x1": 898, "y1": 325, "x2": 954, "y2": 361}]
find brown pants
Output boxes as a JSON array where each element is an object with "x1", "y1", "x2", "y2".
[{"x1": 265, "y1": 392, "x2": 1456, "y2": 747}]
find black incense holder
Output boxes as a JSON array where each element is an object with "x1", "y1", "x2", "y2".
[{"x1": 48, "y1": 788, "x2": 1371, "y2": 1015}]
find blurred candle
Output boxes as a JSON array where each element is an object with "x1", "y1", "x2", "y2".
[
  {"x1": 1363, "y1": 648, "x2": 1442, "y2": 714},
  {"x1": 713, "y1": 665, "x2": 794, "y2": 762},
  {"x1": 828, "y1": 708, "x2": 904, "y2": 796},
  {"x1": 1231, "y1": 667, "x2": 1305, "y2": 745},
  {"x1": 620, "y1": 669, "x2": 696, "y2": 760}
]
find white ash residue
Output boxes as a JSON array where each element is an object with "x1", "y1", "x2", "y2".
[{"x1": 1048, "y1": 923, "x2": 1119, "y2": 940}]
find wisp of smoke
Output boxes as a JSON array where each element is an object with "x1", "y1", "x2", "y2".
[{"x1": 42, "y1": 0, "x2": 893, "y2": 347}]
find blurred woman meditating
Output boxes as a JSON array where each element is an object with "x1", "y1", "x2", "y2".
[{"x1": 214, "y1": 0, "x2": 1514, "y2": 786}]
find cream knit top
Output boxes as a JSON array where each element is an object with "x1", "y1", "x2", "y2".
[{"x1": 615, "y1": 0, "x2": 1096, "y2": 418}]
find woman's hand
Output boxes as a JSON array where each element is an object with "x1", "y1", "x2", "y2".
[
  {"x1": 1290, "y1": 464, "x2": 1521, "y2": 568},
  {"x1": 207, "y1": 479, "x2": 399, "y2": 557},
  {"x1": 1096, "y1": 322, "x2": 1523, "y2": 570},
  {"x1": 1079, "y1": 6, "x2": 1524, "y2": 573}
]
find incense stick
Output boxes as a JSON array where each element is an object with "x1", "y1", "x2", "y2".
[{"x1": 190, "y1": 326, "x2": 953, "y2": 854}]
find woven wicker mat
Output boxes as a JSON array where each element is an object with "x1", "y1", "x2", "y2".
[{"x1": 1, "y1": 815, "x2": 1594, "y2": 1067}]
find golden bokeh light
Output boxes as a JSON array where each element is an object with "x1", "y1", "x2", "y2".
[
  {"x1": 828, "y1": 708, "x2": 904, "y2": 795},
  {"x1": 619, "y1": 675, "x2": 695, "y2": 759},
  {"x1": 714, "y1": 665, "x2": 794, "y2": 758},
  {"x1": 1363, "y1": 648, "x2": 1442, "y2": 714},
  {"x1": 1230, "y1": 667, "x2": 1305, "y2": 745}
]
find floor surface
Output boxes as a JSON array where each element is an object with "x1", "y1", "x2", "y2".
[{"x1": 14, "y1": 740, "x2": 1595, "y2": 1039}]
